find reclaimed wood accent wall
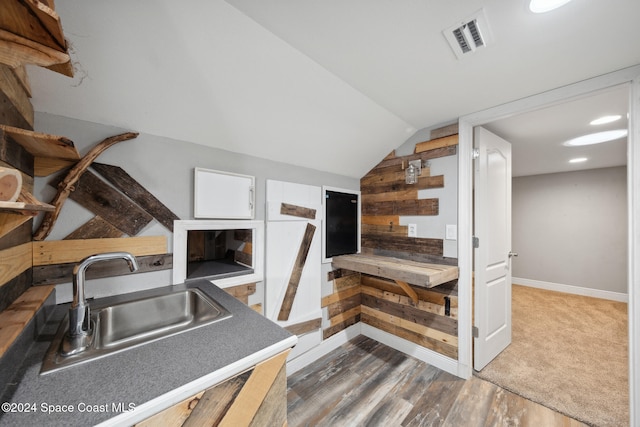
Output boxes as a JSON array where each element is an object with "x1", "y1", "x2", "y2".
[
  {"x1": 136, "y1": 350, "x2": 290, "y2": 427},
  {"x1": 361, "y1": 275, "x2": 458, "y2": 359},
  {"x1": 360, "y1": 132, "x2": 458, "y2": 262}
]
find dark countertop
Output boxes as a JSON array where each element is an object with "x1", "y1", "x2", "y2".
[{"x1": 0, "y1": 280, "x2": 296, "y2": 427}]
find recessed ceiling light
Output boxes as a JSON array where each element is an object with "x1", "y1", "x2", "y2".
[
  {"x1": 529, "y1": 0, "x2": 573, "y2": 13},
  {"x1": 590, "y1": 115, "x2": 622, "y2": 125},
  {"x1": 563, "y1": 129, "x2": 628, "y2": 146},
  {"x1": 569, "y1": 157, "x2": 588, "y2": 163}
]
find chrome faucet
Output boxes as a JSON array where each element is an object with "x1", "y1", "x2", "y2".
[{"x1": 61, "y1": 252, "x2": 139, "y2": 356}]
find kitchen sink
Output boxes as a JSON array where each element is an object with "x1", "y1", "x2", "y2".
[{"x1": 41, "y1": 288, "x2": 231, "y2": 374}]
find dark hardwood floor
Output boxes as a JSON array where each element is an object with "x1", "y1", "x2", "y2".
[{"x1": 287, "y1": 336, "x2": 587, "y2": 426}]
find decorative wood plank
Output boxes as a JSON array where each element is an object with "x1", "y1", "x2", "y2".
[
  {"x1": 333, "y1": 254, "x2": 457, "y2": 288},
  {"x1": 361, "y1": 305, "x2": 458, "y2": 347},
  {"x1": 360, "y1": 167, "x2": 430, "y2": 189},
  {"x1": 361, "y1": 275, "x2": 458, "y2": 306},
  {"x1": 218, "y1": 351, "x2": 289, "y2": 427},
  {"x1": 32, "y1": 254, "x2": 173, "y2": 286},
  {"x1": 328, "y1": 306, "x2": 361, "y2": 328},
  {"x1": 361, "y1": 293, "x2": 457, "y2": 337},
  {"x1": 361, "y1": 223, "x2": 408, "y2": 238},
  {"x1": 323, "y1": 314, "x2": 360, "y2": 340},
  {"x1": 91, "y1": 163, "x2": 180, "y2": 231},
  {"x1": 394, "y1": 279, "x2": 419, "y2": 304},
  {"x1": 280, "y1": 202, "x2": 316, "y2": 220},
  {"x1": 327, "y1": 268, "x2": 358, "y2": 282},
  {"x1": 321, "y1": 285, "x2": 361, "y2": 308},
  {"x1": 0, "y1": 241, "x2": 31, "y2": 285},
  {"x1": 361, "y1": 215, "x2": 400, "y2": 227},
  {"x1": 362, "y1": 198, "x2": 439, "y2": 216},
  {"x1": 361, "y1": 189, "x2": 418, "y2": 203},
  {"x1": 361, "y1": 234, "x2": 443, "y2": 257},
  {"x1": 0, "y1": 212, "x2": 30, "y2": 240},
  {"x1": 64, "y1": 216, "x2": 126, "y2": 240},
  {"x1": 0, "y1": 269, "x2": 31, "y2": 315},
  {"x1": 32, "y1": 236, "x2": 166, "y2": 266},
  {"x1": 360, "y1": 175, "x2": 444, "y2": 195},
  {"x1": 362, "y1": 317, "x2": 448, "y2": 357},
  {"x1": 326, "y1": 293, "x2": 361, "y2": 319},
  {"x1": 362, "y1": 147, "x2": 456, "y2": 177},
  {"x1": 284, "y1": 318, "x2": 322, "y2": 336},
  {"x1": 333, "y1": 273, "x2": 361, "y2": 292},
  {"x1": 277, "y1": 223, "x2": 316, "y2": 321},
  {"x1": 184, "y1": 372, "x2": 253, "y2": 427},
  {"x1": 430, "y1": 123, "x2": 459, "y2": 140},
  {"x1": 414, "y1": 134, "x2": 459, "y2": 154},
  {"x1": 0, "y1": 129, "x2": 34, "y2": 175},
  {"x1": 361, "y1": 285, "x2": 457, "y2": 318},
  {"x1": 0, "y1": 64, "x2": 33, "y2": 129},
  {"x1": 49, "y1": 169, "x2": 153, "y2": 236},
  {"x1": 0, "y1": 285, "x2": 53, "y2": 357}
]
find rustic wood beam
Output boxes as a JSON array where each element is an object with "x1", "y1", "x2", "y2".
[
  {"x1": 284, "y1": 318, "x2": 322, "y2": 336},
  {"x1": 0, "y1": 29, "x2": 71, "y2": 75},
  {"x1": 414, "y1": 134, "x2": 459, "y2": 154},
  {"x1": 33, "y1": 131, "x2": 138, "y2": 241}
]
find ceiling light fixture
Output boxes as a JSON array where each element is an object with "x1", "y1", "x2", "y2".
[
  {"x1": 569, "y1": 157, "x2": 588, "y2": 163},
  {"x1": 563, "y1": 129, "x2": 628, "y2": 146},
  {"x1": 529, "y1": 0, "x2": 573, "y2": 13},
  {"x1": 590, "y1": 115, "x2": 622, "y2": 125}
]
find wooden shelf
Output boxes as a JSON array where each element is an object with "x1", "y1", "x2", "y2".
[
  {"x1": 0, "y1": 188, "x2": 53, "y2": 228},
  {"x1": 332, "y1": 253, "x2": 458, "y2": 289},
  {"x1": 0, "y1": 125, "x2": 80, "y2": 176}
]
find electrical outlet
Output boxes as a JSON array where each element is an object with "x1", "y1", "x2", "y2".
[
  {"x1": 408, "y1": 223, "x2": 417, "y2": 237},
  {"x1": 446, "y1": 224, "x2": 457, "y2": 240}
]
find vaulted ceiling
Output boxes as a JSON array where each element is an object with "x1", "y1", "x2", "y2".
[{"x1": 27, "y1": 1, "x2": 640, "y2": 178}]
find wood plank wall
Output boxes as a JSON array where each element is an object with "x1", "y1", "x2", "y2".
[{"x1": 322, "y1": 125, "x2": 460, "y2": 358}]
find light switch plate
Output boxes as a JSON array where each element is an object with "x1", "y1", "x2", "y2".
[
  {"x1": 408, "y1": 223, "x2": 417, "y2": 237},
  {"x1": 446, "y1": 224, "x2": 457, "y2": 240}
]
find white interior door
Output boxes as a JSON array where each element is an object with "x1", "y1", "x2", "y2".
[{"x1": 473, "y1": 126, "x2": 513, "y2": 371}]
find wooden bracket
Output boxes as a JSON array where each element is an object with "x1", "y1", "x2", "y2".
[{"x1": 394, "y1": 279, "x2": 419, "y2": 304}]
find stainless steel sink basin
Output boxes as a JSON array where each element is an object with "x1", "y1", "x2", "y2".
[{"x1": 41, "y1": 288, "x2": 231, "y2": 374}]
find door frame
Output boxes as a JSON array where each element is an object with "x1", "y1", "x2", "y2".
[{"x1": 456, "y1": 65, "x2": 640, "y2": 426}]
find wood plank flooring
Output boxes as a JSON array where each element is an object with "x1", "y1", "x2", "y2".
[{"x1": 287, "y1": 336, "x2": 588, "y2": 427}]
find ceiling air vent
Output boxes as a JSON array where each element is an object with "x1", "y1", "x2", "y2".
[{"x1": 443, "y1": 9, "x2": 493, "y2": 59}]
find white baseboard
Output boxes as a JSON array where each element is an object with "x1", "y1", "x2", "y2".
[
  {"x1": 286, "y1": 323, "x2": 361, "y2": 376},
  {"x1": 513, "y1": 277, "x2": 628, "y2": 303},
  {"x1": 360, "y1": 324, "x2": 458, "y2": 376}
]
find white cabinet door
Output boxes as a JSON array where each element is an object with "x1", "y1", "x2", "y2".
[
  {"x1": 266, "y1": 180, "x2": 322, "y2": 359},
  {"x1": 194, "y1": 168, "x2": 254, "y2": 219}
]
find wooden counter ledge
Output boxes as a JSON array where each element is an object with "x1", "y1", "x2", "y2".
[{"x1": 331, "y1": 253, "x2": 458, "y2": 290}]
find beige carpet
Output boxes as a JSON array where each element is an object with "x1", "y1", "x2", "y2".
[{"x1": 475, "y1": 285, "x2": 628, "y2": 427}]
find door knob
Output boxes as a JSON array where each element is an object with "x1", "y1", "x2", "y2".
[{"x1": 508, "y1": 251, "x2": 518, "y2": 258}]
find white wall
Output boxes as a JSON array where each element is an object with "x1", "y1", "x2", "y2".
[
  {"x1": 33, "y1": 112, "x2": 358, "y2": 302},
  {"x1": 512, "y1": 166, "x2": 627, "y2": 294}
]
